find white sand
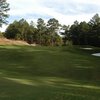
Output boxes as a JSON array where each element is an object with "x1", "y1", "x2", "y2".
[
  {"x1": 92, "y1": 53, "x2": 100, "y2": 57},
  {"x1": 81, "y1": 48, "x2": 93, "y2": 50}
]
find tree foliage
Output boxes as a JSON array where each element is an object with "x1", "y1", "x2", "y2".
[
  {"x1": 4, "y1": 18, "x2": 62, "y2": 46},
  {"x1": 69, "y1": 14, "x2": 100, "y2": 47},
  {"x1": 5, "y1": 19, "x2": 36, "y2": 44},
  {"x1": 0, "y1": 0, "x2": 10, "y2": 27},
  {"x1": 47, "y1": 18, "x2": 61, "y2": 46}
]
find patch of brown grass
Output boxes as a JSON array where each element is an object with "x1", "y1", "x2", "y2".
[{"x1": 0, "y1": 38, "x2": 29, "y2": 45}]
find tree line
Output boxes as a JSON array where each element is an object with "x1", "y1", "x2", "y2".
[
  {"x1": 4, "y1": 14, "x2": 100, "y2": 47},
  {"x1": 69, "y1": 14, "x2": 100, "y2": 47},
  {"x1": 4, "y1": 18, "x2": 63, "y2": 46}
]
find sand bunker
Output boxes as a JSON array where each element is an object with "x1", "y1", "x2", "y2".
[
  {"x1": 92, "y1": 53, "x2": 100, "y2": 57},
  {"x1": 81, "y1": 48, "x2": 93, "y2": 50}
]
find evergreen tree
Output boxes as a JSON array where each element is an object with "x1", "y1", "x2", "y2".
[{"x1": 0, "y1": 0, "x2": 10, "y2": 27}]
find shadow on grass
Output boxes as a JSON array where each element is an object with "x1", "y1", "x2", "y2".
[
  {"x1": 0, "y1": 45, "x2": 100, "y2": 83},
  {"x1": 0, "y1": 76, "x2": 100, "y2": 100},
  {"x1": 3, "y1": 76, "x2": 100, "y2": 90},
  {"x1": 0, "y1": 45, "x2": 100, "y2": 100}
]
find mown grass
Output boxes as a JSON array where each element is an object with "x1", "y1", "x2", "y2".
[{"x1": 0, "y1": 45, "x2": 100, "y2": 100}]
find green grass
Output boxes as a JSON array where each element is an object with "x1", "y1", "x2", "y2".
[{"x1": 0, "y1": 45, "x2": 100, "y2": 100}]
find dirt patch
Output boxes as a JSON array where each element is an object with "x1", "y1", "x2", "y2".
[{"x1": 0, "y1": 38, "x2": 29, "y2": 45}]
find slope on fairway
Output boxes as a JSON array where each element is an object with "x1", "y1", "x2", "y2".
[{"x1": 0, "y1": 45, "x2": 100, "y2": 100}]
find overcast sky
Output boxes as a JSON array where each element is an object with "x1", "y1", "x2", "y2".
[{"x1": 1, "y1": 0, "x2": 100, "y2": 31}]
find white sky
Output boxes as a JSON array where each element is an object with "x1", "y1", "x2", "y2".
[{"x1": 1, "y1": 0, "x2": 100, "y2": 32}]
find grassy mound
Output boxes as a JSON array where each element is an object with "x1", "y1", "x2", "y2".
[
  {"x1": 0, "y1": 38, "x2": 29, "y2": 45},
  {"x1": 0, "y1": 45, "x2": 100, "y2": 100}
]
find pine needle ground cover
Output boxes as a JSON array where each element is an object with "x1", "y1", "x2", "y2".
[{"x1": 0, "y1": 45, "x2": 100, "y2": 100}]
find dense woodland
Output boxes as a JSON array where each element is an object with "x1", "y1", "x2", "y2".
[
  {"x1": 4, "y1": 18, "x2": 63, "y2": 46},
  {"x1": 3, "y1": 14, "x2": 100, "y2": 47},
  {"x1": 0, "y1": 0, "x2": 100, "y2": 47}
]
